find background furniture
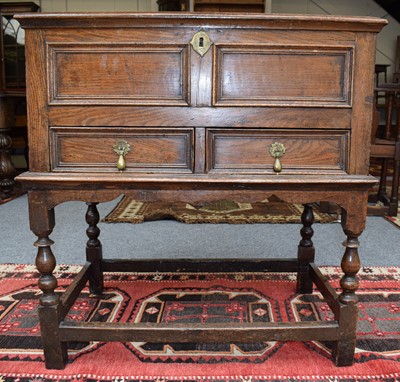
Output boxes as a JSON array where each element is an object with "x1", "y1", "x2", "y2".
[
  {"x1": 374, "y1": 63, "x2": 390, "y2": 105},
  {"x1": 157, "y1": 0, "x2": 266, "y2": 12},
  {"x1": 369, "y1": 83, "x2": 400, "y2": 216},
  {"x1": 0, "y1": 2, "x2": 38, "y2": 199},
  {"x1": 157, "y1": 0, "x2": 190, "y2": 11},
  {"x1": 17, "y1": 12, "x2": 385, "y2": 370},
  {"x1": 193, "y1": 0, "x2": 265, "y2": 12}
]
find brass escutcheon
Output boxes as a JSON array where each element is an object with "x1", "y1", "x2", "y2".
[
  {"x1": 113, "y1": 140, "x2": 131, "y2": 171},
  {"x1": 269, "y1": 142, "x2": 286, "y2": 173},
  {"x1": 190, "y1": 31, "x2": 212, "y2": 57}
]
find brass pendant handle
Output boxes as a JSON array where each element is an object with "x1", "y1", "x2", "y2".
[
  {"x1": 113, "y1": 140, "x2": 131, "y2": 171},
  {"x1": 269, "y1": 142, "x2": 286, "y2": 173},
  {"x1": 190, "y1": 31, "x2": 212, "y2": 57}
]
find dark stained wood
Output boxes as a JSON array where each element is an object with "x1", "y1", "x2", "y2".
[
  {"x1": 0, "y1": 93, "x2": 15, "y2": 197},
  {"x1": 16, "y1": 13, "x2": 386, "y2": 370},
  {"x1": 59, "y1": 321, "x2": 339, "y2": 343},
  {"x1": 194, "y1": 0, "x2": 265, "y2": 13},
  {"x1": 296, "y1": 204, "x2": 315, "y2": 293},
  {"x1": 309, "y1": 263, "x2": 340, "y2": 317},
  {"x1": 17, "y1": 13, "x2": 387, "y2": 33},
  {"x1": 85, "y1": 204, "x2": 103, "y2": 296},
  {"x1": 332, "y1": 302, "x2": 359, "y2": 366},
  {"x1": 102, "y1": 258, "x2": 299, "y2": 273},
  {"x1": 0, "y1": 3, "x2": 39, "y2": 196},
  {"x1": 369, "y1": 84, "x2": 400, "y2": 216},
  {"x1": 59, "y1": 262, "x2": 91, "y2": 317}
]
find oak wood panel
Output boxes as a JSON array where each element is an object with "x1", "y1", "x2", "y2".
[
  {"x1": 348, "y1": 33, "x2": 377, "y2": 175},
  {"x1": 17, "y1": 13, "x2": 387, "y2": 33},
  {"x1": 214, "y1": 46, "x2": 352, "y2": 107},
  {"x1": 207, "y1": 129, "x2": 349, "y2": 174},
  {"x1": 48, "y1": 106, "x2": 352, "y2": 129},
  {"x1": 50, "y1": 127, "x2": 194, "y2": 172},
  {"x1": 42, "y1": 28, "x2": 357, "y2": 49},
  {"x1": 190, "y1": 43, "x2": 213, "y2": 107},
  {"x1": 48, "y1": 44, "x2": 189, "y2": 106},
  {"x1": 194, "y1": 127, "x2": 206, "y2": 173},
  {"x1": 25, "y1": 30, "x2": 49, "y2": 172}
]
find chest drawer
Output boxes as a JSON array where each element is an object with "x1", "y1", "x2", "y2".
[
  {"x1": 207, "y1": 129, "x2": 349, "y2": 174},
  {"x1": 50, "y1": 127, "x2": 194, "y2": 173}
]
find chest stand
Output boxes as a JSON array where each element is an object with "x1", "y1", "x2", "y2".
[{"x1": 27, "y1": 187, "x2": 367, "y2": 370}]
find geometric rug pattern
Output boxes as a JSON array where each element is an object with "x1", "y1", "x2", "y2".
[
  {"x1": 103, "y1": 196, "x2": 336, "y2": 224},
  {"x1": 386, "y1": 206, "x2": 400, "y2": 228},
  {"x1": 0, "y1": 264, "x2": 399, "y2": 381}
]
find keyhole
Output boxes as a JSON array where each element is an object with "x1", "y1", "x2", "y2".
[{"x1": 199, "y1": 37, "x2": 204, "y2": 47}]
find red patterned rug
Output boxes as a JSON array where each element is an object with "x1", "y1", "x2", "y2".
[{"x1": 0, "y1": 264, "x2": 399, "y2": 381}]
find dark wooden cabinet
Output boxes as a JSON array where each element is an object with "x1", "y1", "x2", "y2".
[
  {"x1": 157, "y1": 0, "x2": 190, "y2": 11},
  {"x1": 16, "y1": 13, "x2": 386, "y2": 370},
  {"x1": 194, "y1": 0, "x2": 265, "y2": 13},
  {"x1": 0, "y1": 2, "x2": 39, "y2": 198}
]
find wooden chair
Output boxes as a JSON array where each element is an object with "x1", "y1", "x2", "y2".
[{"x1": 368, "y1": 83, "x2": 400, "y2": 216}]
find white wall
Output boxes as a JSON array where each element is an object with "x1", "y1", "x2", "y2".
[
  {"x1": 272, "y1": 0, "x2": 400, "y2": 81},
  {"x1": 1, "y1": 0, "x2": 158, "y2": 12}
]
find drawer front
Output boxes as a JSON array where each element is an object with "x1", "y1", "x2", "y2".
[
  {"x1": 207, "y1": 129, "x2": 349, "y2": 174},
  {"x1": 50, "y1": 127, "x2": 194, "y2": 173}
]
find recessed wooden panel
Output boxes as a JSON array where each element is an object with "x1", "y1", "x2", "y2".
[
  {"x1": 50, "y1": 127, "x2": 194, "y2": 172},
  {"x1": 214, "y1": 46, "x2": 352, "y2": 107},
  {"x1": 207, "y1": 129, "x2": 349, "y2": 174},
  {"x1": 48, "y1": 45, "x2": 189, "y2": 105}
]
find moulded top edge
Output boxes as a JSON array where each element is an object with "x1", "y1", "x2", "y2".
[{"x1": 15, "y1": 12, "x2": 387, "y2": 33}]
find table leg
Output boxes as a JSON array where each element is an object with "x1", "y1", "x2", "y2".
[
  {"x1": 30, "y1": 197, "x2": 68, "y2": 369},
  {"x1": 332, "y1": 229, "x2": 361, "y2": 366},
  {"x1": 297, "y1": 203, "x2": 315, "y2": 293},
  {"x1": 86, "y1": 202, "x2": 103, "y2": 296}
]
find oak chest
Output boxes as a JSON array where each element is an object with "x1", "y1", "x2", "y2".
[{"x1": 16, "y1": 13, "x2": 386, "y2": 369}]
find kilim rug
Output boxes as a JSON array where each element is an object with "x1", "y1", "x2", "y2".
[
  {"x1": 386, "y1": 206, "x2": 400, "y2": 229},
  {"x1": 103, "y1": 196, "x2": 336, "y2": 224},
  {"x1": 0, "y1": 264, "x2": 399, "y2": 381}
]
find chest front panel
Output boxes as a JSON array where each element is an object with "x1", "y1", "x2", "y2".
[{"x1": 22, "y1": 15, "x2": 378, "y2": 178}]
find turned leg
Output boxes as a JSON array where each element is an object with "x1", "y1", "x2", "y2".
[
  {"x1": 297, "y1": 203, "x2": 315, "y2": 293},
  {"x1": 30, "y1": 195, "x2": 68, "y2": 370},
  {"x1": 0, "y1": 129, "x2": 15, "y2": 199},
  {"x1": 0, "y1": 97, "x2": 16, "y2": 199},
  {"x1": 86, "y1": 202, "x2": 103, "y2": 296},
  {"x1": 332, "y1": 228, "x2": 361, "y2": 366}
]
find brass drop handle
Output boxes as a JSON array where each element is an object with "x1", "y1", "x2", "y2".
[
  {"x1": 269, "y1": 142, "x2": 286, "y2": 173},
  {"x1": 113, "y1": 140, "x2": 131, "y2": 171}
]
